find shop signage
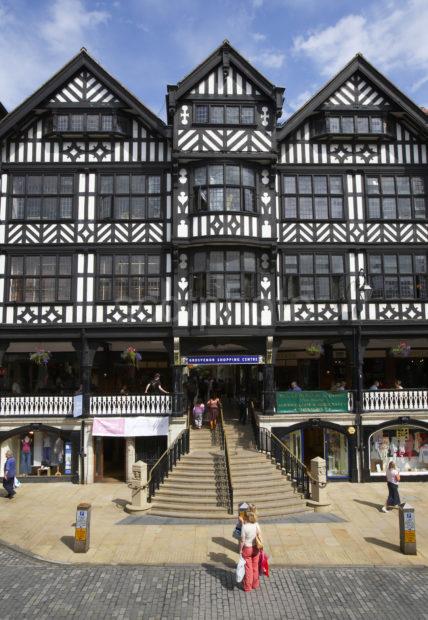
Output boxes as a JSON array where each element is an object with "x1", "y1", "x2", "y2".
[
  {"x1": 75, "y1": 510, "x2": 88, "y2": 541},
  {"x1": 92, "y1": 416, "x2": 169, "y2": 437},
  {"x1": 277, "y1": 391, "x2": 350, "y2": 414},
  {"x1": 64, "y1": 442, "x2": 72, "y2": 475},
  {"x1": 73, "y1": 394, "x2": 83, "y2": 418},
  {"x1": 184, "y1": 355, "x2": 264, "y2": 365}
]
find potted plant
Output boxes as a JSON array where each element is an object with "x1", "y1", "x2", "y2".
[
  {"x1": 29, "y1": 349, "x2": 51, "y2": 366},
  {"x1": 306, "y1": 343, "x2": 324, "y2": 357},
  {"x1": 390, "y1": 341, "x2": 411, "y2": 358},
  {"x1": 121, "y1": 346, "x2": 142, "y2": 367}
]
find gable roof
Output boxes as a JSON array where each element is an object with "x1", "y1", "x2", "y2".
[
  {"x1": 167, "y1": 40, "x2": 284, "y2": 116},
  {"x1": 278, "y1": 54, "x2": 428, "y2": 140},
  {"x1": 0, "y1": 48, "x2": 166, "y2": 139}
]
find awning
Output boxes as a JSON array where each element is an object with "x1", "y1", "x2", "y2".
[{"x1": 92, "y1": 416, "x2": 168, "y2": 437}]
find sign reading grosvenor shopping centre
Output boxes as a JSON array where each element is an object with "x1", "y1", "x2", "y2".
[
  {"x1": 277, "y1": 391, "x2": 350, "y2": 413},
  {"x1": 184, "y1": 355, "x2": 264, "y2": 365}
]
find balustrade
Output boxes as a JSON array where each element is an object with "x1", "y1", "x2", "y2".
[
  {"x1": 362, "y1": 389, "x2": 428, "y2": 412},
  {"x1": 90, "y1": 394, "x2": 172, "y2": 416},
  {"x1": 0, "y1": 396, "x2": 73, "y2": 417}
]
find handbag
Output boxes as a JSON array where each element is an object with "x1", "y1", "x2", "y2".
[
  {"x1": 236, "y1": 555, "x2": 246, "y2": 583},
  {"x1": 14, "y1": 477, "x2": 21, "y2": 488},
  {"x1": 255, "y1": 525, "x2": 263, "y2": 550},
  {"x1": 232, "y1": 524, "x2": 242, "y2": 540}
]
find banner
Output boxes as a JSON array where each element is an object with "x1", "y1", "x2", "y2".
[
  {"x1": 73, "y1": 394, "x2": 83, "y2": 418},
  {"x1": 276, "y1": 391, "x2": 350, "y2": 414},
  {"x1": 185, "y1": 355, "x2": 264, "y2": 365},
  {"x1": 92, "y1": 416, "x2": 169, "y2": 437}
]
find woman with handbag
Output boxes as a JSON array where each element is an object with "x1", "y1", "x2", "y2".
[{"x1": 239, "y1": 510, "x2": 262, "y2": 592}]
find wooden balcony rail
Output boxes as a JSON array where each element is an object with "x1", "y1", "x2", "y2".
[
  {"x1": 90, "y1": 394, "x2": 172, "y2": 416},
  {"x1": 0, "y1": 396, "x2": 73, "y2": 417},
  {"x1": 362, "y1": 389, "x2": 428, "y2": 412}
]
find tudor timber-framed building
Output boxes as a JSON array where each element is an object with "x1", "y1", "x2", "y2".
[{"x1": 0, "y1": 41, "x2": 428, "y2": 485}]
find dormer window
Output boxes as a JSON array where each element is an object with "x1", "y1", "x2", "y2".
[
  {"x1": 193, "y1": 104, "x2": 255, "y2": 125},
  {"x1": 47, "y1": 112, "x2": 129, "y2": 136},
  {"x1": 313, "y1": 114, "x2": 393, "y2": 139}
]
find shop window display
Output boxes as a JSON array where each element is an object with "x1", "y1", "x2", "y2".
[
  {"x1": 369, "y1": 426, "x2": 428, "y2": 475},
  {"x1": 325, "y1": 429, "x2": 349, "y2": 477}
]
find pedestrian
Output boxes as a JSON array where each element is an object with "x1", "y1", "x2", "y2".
[
  {"x1": 239, "y1": 509, "x2": 262, "y2": 592},
  {"x1": 381, "y1": 461, "x2": 401, "y2": 512},
  {"x1": 3, "y1": 450, "x2": 16, "y2": 499},
  {"x1": 192, "y1": 398, "x2": 205, "y2": 429},
  {"x1": 207, "y1": 392, "x2": 221, "y2": 430},
  {"x1": 369, "y1": 380, "x2": 380, "y2": 391},
  {"x1": 120, "y1": 383, "x2": 129, "y2": 396},
  {"x1": 145, "y1": 373, "x2": 169, "y2": 395},
  {"x1": 288, "y1": 381, "x2": 302, "y2": 392},
  {"x1": 237, "y1": 391, "x2": 248, "y2": 425},
  {"x1": 394, "y1": 379, "x2": 403, "y2": 390}
]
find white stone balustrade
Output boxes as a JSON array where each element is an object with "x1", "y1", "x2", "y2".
[
  {"x1": 363, "y1": 389, "x2": 428, "y2": 412},
  {"x1": 0, "y1": 396, "x2": 73, "y2": 417},
  {"x1": 90, "y1": 394, "x2": 172, "y2": 416}
]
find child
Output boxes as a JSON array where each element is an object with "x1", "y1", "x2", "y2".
[
  {"x1": 192, "y1": 399, "x2": 205, "y2": 429},
  {"x1": 381, "y1": 461, "x2": 401, "y2": 512}
]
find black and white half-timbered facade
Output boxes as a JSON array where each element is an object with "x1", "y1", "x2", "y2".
[{"x1": 0, "y1": 42, "x2": 428, "y2": 484}]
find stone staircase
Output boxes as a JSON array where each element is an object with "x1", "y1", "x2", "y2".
[
  {"x1": 149, "y1": 412, "x2": 310, "y2": 519},
  {"x1": 149, "y1": 427, "x2": 230, "y2": 518}
]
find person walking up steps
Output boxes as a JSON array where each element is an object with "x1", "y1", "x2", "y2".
[
  {"x1": 239, "y1": 509, "x2": 262, "y2": 592},
  {"x1": 207, "y1": 392, "x2": 221, "y2": 430},
  {"x1": 192, "y1": 399, "x2": 205, "y2": 429},
  {"x1": 381, "y1": 461, "x2": 401, "y2": 512}
]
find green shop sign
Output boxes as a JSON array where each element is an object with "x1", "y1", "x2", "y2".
[{"x1": 276, "y1": 391, "x2": 350, "y2": 414}]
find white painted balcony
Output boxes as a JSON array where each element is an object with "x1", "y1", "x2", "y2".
[
  {"x1": 0, "y1": 396, "x2": 73, "y2": 417},
  {"x1": 90, "y1": 394, "x2": 172, "y2": 416},
  {"x1": 362, "y1": 389, "x2": 428, "y2": 412}
]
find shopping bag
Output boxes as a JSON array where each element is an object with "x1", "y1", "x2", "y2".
[
  {"x1": 232, "y1": 523, "x2": 242, "y2": 540},
  {"x1": 259, "y1": 550, "x2": 270, "y2": 577},
  {"x1": 14, "y1": 477, "x2": 21, "y2": 488},
  {"x1": 236, "y1": 555, "x2": 246, "y2": 583}
]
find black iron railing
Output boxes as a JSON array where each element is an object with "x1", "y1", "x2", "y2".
[
  {"x1": 216, "y1": 407, "x2": 234, "y2": 514},
  {"x1": 257, "y1": 427, "x2": 314, "y2": 499},
  {"x1": 147, "y1": 427, "x2": 189, "y2": 502}
]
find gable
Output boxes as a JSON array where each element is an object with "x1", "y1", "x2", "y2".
[
  {"x1": 324, "y1": 73, "x2": 390, "y2": 108},
  {"x1": 49, "y1": 70, "x2": 122, "y2": 105},
  {"x1": 189, "y1": 63, "x2": 262, "y2": 97}
]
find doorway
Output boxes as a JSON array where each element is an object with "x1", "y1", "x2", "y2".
[
  {"x1": 94, "y1": 437, "x2": 125, "y2": 482},
  {"x1": 303, "y1": 427, "x2": 324, "y2": 469}
]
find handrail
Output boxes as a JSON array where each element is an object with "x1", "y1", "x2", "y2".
[
  {"x1": 143, "y1": 427, "x2": 189, "y2": 502},
  {"x1": 217, "y1": 407, "x2": 234, "y2": 514},
  {"x1": 257, "y1": 427, "x2": 322, "y2": 498}
]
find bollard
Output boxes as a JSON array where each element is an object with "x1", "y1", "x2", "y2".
[
  {"x1": 74, "y1": 502, "x2": 91, "y2": 553},
  {"x1": 125, "y1": 460, "x2": 150, "y2": 513},
  {"x1": 399, "y1": 503, "x2": 417, "y2": 555},
  {"x1": 307, "y1": 456, "x2": 330, "y2": 513}
]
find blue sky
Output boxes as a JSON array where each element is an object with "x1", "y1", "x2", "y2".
[{"x1": 1, "y1": 0, "x2": 428, "y2": 120}]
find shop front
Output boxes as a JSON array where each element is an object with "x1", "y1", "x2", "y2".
[
  {"x1": 362, "y1": 418, "x2": 428, "y2": 481},
  {"x1": 0, "y1": 423, "x2": 80, "y2": 482},
  {"x1": 273, "y1": 420, "x2": 357, "y2": 481}
]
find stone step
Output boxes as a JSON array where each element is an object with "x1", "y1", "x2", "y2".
[
  {"x1": 151, "y1": 494, "x2": 224, "y2": 506},
  {"x1": 238, "y1": 505, "x2": 310, "y2": 518},
  {"x1": 161, "y1": 481, "x2": 219, "y2": 492},
  {"x1": 165, "y1": 473, "x2": 216, "y2": 483},
  {"x1": 149, "y1": 500, "x2": 227, "y2": 513},
  {"x1": 233, "y1": 480, "x2": 294, "y2": 492},
  {"x1": 149, "y1": 508, "x2": 232, "y2": 519},
  {"x1": 233, "y1": 487, "x2": 296, "y2": 500},
  {"x1": 156, "y1": 487, "x2": 218, "y2": 498}
]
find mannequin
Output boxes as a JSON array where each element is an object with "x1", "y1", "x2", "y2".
[
  {"x1": 380, "y1": 437, "x2": 390, "y2": 471},
  {"x1": 42, "y1": 433, "x2": 51, "y2": 464},
  {"x1": 21, "y1": 435, "x2": 32, "y2": 476},
  {"x1": 52, "y1": 436, "x2": 64, "y2": 476}
]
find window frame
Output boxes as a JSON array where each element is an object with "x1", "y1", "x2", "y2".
[
  {"x1": 49, "y1": 112, "x2": 129, "y2": 135},
  {"x1": 282, "y1": 253, "x2": 347, "y2": 302},
  {"x1": 282, "y1": 174, "x2": 346, "y2": 221},
  {"x1": 10, "y1": 173, "x2": 75, "y2": 222},
  {"x1": 365, "y1": 174, "x2": 427, "y2": 221},
  {"x1": 313, "y1": 113, "x2": 392, "y2": 137},
  {"x1": 192, "y1": 104, "x2": 256, "y2": 126},
  {"x1": 192, "y1": 164, "x2": 256, "y2": 214},
  {"x1": 368, "y1": 252, "x2": 428, "y2": 301},
  {"x1": 97, "y1": 173, "x2": 163, "y2": 221},
  {"x1": 7, "y1": 254, "x2": 74, "y2": 304},
  {"x1": 96, "y1": 253, "x2": 163, "y2": 304},
  {"x1": 191, "y1": 250, "x2": 258, "y2": 301}
]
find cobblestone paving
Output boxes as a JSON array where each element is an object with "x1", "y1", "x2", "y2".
[{"x1": 0, "y1": 545, "x2": 427, "y2": 619}]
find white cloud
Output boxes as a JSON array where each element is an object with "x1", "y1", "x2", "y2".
[
  {"x1": 0, "y1": 0, "x2": 110, "y2": 110},
  {"x1": 40, "y1": 0, "x2": 110, "y2": 53},
  {"x1": 281, "y1": 88, "x2": 314, "y2": 120},
  {"x1": 254, "y1": 50, "x2": 285, "y2": 70},
  {"x1": 293, "y1": 0, "x2": 428, "y2": 89},
  {"x1": 252, "y1": 32, "x2": 266, "y2": 42}
]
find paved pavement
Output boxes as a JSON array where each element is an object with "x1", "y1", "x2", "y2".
[
  {"x1": 1, "y1": 481, "x2": 427, "y2": 566},
  {"x1": 0, "y1": 544, "x2": 427, "y2": 619}
]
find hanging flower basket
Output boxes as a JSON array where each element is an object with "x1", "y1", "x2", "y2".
[
  {"x1": 29, "y1": 349, "x2": 51, "y2": 366},
  {"x1": 121, "y1": 346, "x2": 142, "y2": 367},
  {"x1": 306, "y1": 343, "x2": 324, "y2": 357},
  {"x1": 390, "y1": 341, "x2": 411, "y2": 358}
]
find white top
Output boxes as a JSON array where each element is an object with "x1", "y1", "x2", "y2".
[
  {"x1": 386, "y1": 468, "x2": 399, "y2": 484},
  {"x1": 241, "y1": 522, "x2": 261, "y2": 548}
]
